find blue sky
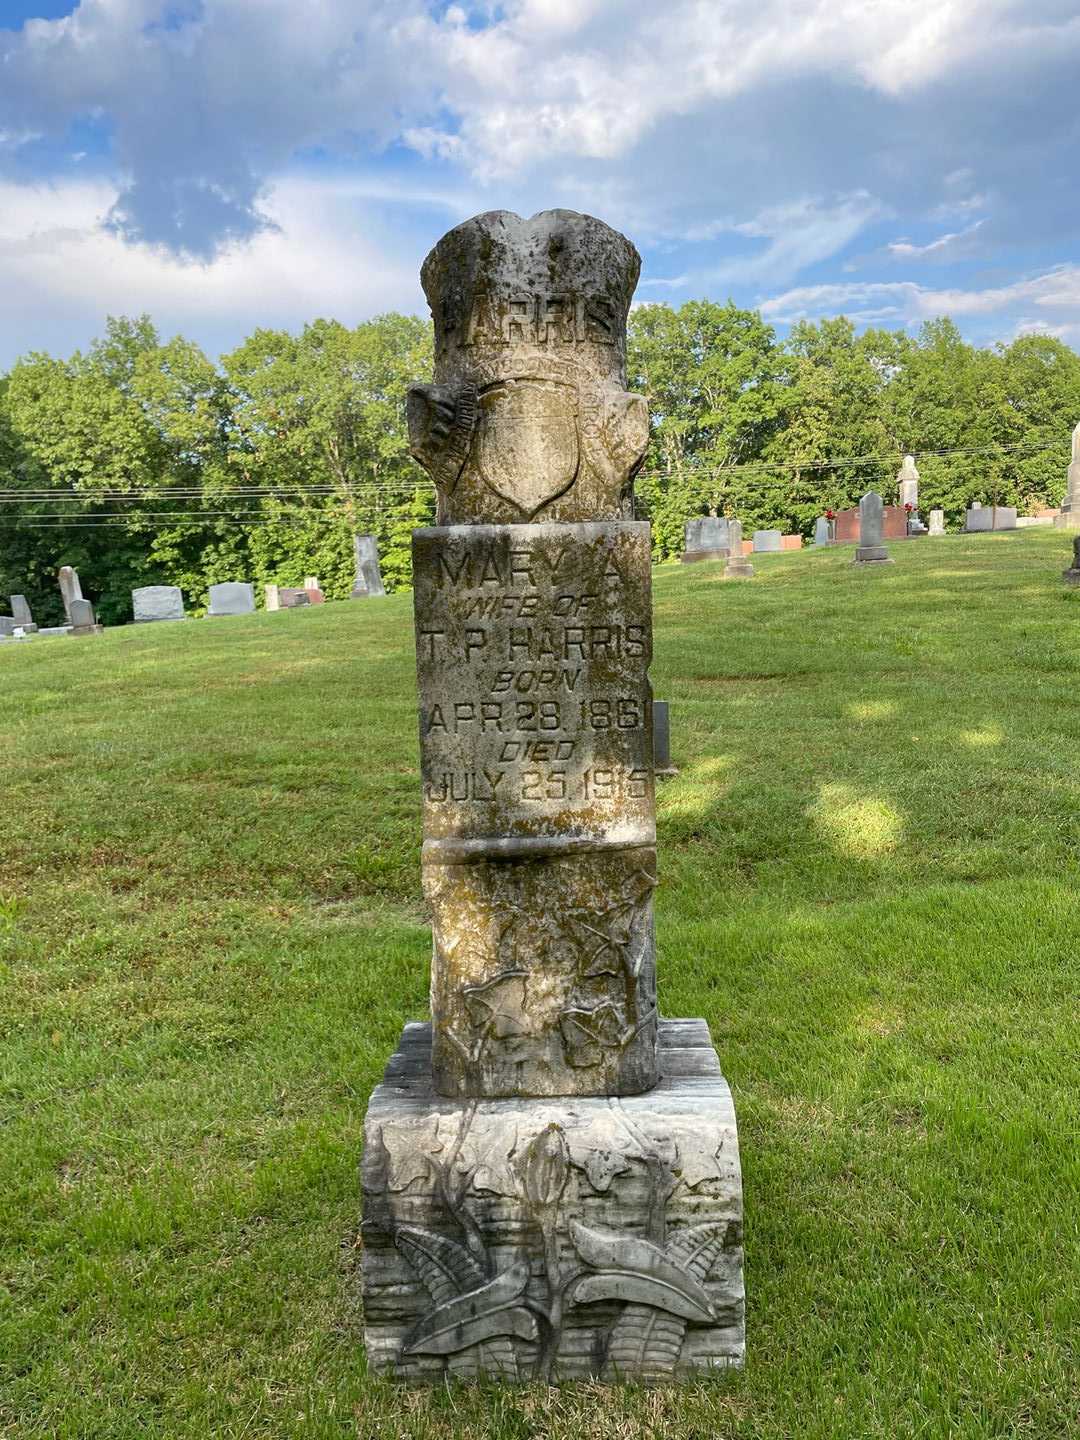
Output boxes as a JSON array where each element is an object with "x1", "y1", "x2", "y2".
[{"x1": 1, "y1": 0, "x2": 1079, "y2": 368}]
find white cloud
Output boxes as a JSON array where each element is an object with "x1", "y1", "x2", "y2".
[
  {"x1": 886, "y1": 219, "x2": 985, "y2": 259},
  {"x1": 0, "y1": 174, "x2": 433, "y2": 366},
  {"x1": 760, "y1": 265, "x2": 1080, "y2": 326}
]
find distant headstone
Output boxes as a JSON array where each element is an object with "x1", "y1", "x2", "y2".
[
  {"x1": 724, "y1": 519, "x2": 754, "y2": 578},
  {"x1": 351, "y1": 535, "x2": 386, "y2": 598},
  {"x1": 304, "y1": 576, "x2": 320, "y2": 590},
  {"x1": 132, "y1": 585, "x2": 186, "y2": 623},
  {"x1": 265, "y1": 584, "x2": 280, "y2": 612},
  {"x1": 207, "y1": 582, "x2": 255, "y2": 616},
  {"x1": 1055, "y1": 422, "x2": 1080, "y2": 529},
  {"x1": 1062, "y1": 535, "x2": 1080, "y2": 587},
  {"x1": 929, "y1": 509, "x2": 945, "y2": 536},
  {"x1": 681, "y1": 514, "x2": 730, "y2": 563},
  {"x1": 897, "y1": 454, "x2": 919, "y2": 509},
  {"x1": 653, "y1": 699, "x2": 678, "y2": 778},
  {"x1": 813, "y1": 516, "x2": 831, "y2": 546},
  {"x1": 0, "y1": 616, "x2": 14, "y2": 637},
  {"x1": 752, "y1": 529, "x2": 782, "y2": 553},
  {"x1": 10, "y1": 595, "x2": 37, "y2": 632},
  {"x1": 852, "y1": 491, "x2": 893, "y2": 565},
  {"x1": 966, "y1": 505, "x2": 1017, "y2": 532},
  {"x1": 68, "y1": 597, "x2": 103, "y2": 635},
  {"x1": 58, "y1": 566, "x2": 83, "y2": 623},
  {"x1": 304, "y1": 587, "x2": 325, "y2": 605},
  {"x1": 277, "y1": 587, "x2": 310, "y2": 608}
]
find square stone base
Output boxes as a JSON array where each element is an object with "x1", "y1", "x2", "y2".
[{"x1": 361, "y1": 1018, "x2": 744, "y2": 1383}]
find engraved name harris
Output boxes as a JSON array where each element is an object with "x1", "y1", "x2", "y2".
[{"x1": 419, "y1": 543, "x2": 648, "y2": 809}]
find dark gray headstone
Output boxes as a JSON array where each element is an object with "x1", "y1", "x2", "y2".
[
  {"x1": 652, "y1": 699, "x2": 677, "y2": 777},
  {"x1": 852, "y1": 491, "x2": 892, "y2": 565},
  {"x1": 1063, "y1": 534, "x2": 1080, "y2": 586}
]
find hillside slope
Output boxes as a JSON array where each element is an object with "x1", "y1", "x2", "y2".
[{"x1": 1, "y1": 530, "x2": 1077, "y2": 1439}]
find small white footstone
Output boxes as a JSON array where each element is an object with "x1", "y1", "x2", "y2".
[{"x1": 361, "y1": 1018, "x2": 744, "y2": 1383}]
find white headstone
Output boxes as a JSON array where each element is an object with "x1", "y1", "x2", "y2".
[
  {"x1": 132, "y1": 585, "x2": 186, "y2": 622},
  {"x1": 351, "y1": 535, "x2": 386, "y2": 598},
  {"x1": 207, "y1": 582, "x2": 255, "y2": 616},
  {"x1": 897, "y1": 454, "x2": 919, "y2": 510},
  {"x1": 929, "y1": 509, "x2": 945, "y2": 536},
  {"x1": 752, "y1": 529, "x2": 782, "y2": 552}
]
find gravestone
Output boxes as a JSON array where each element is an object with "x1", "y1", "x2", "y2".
[
  {"x1": 304, "y1": 576, "x2": 320, "y2": 590},
  {"x1": 207, "y1": 583, "x2": 255, "y2": 616},
  {"x1": 966, "y1": 504, "x2": 1017, "y2": 532},
  {"x1": 681, "y1": 515, "x2": 730, "y2": 563},
  {"x1": 304, "y1": 587, "x2": 325, "y2": 605},
  {"x1": 652, "y1": 699, "x2": 678, "y2": 778},
  {"x1": 852, "y1": 491, "x2": 893, "y2": 565},
  {"x1": 812, "y1": 516, "x2": 831, "y2": 546},
  {"x1": 132, "y1": 585, "x2": 186, "y2": 623},
  {"x1": 10, "y1": 595, "x2": 37, "y2": 633},
  {"x1": 752, "y1": 529, "x2": 781, "y2": 553},
  {"x1": 58, "y1": 566, "x2": 83, "y2": 624},
  {"x1": 265, "y1": 584, "x2": 280, "y2": 612},
  {"x1": 929, "y1": 509, "x2": 945, "y2": 536},
  {"x1": 68, "y1": 597, "x2": 102, "y2": 636},
  {"x1": 361, "y1": 209, "x2": 744, "y2": 1385},
  {"x1": 1062, "y1": 535, "x2": 1080, "y2": 586},
  {"x1": 897, "y1": 455, "x2": 927, "y2": 534},
  {"x1": 352, "y1": 535, "x2": 387, "y2": 598},
  {"x1": 276, "y1": 587, "x2": 310, "y2": 609},
  {"x1": 1054, "y1": 422, "x2": 1080, "y2": 529},
  {"x1": 0, "y1": 616, "x2": 14, "y2": 637},
  {"x1": 724, "y1": 519, "x2": 754, "y2": 579}
]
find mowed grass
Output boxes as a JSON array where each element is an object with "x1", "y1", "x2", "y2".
[{"x1": 1, "y1": 529, "x2": 1078, "y2": 1439}]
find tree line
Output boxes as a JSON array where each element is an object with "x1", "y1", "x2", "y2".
[{"x1": 2, "y1": 305, "x2": 1079, "y2": 625}]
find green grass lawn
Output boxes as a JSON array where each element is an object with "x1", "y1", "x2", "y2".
[{"x1": 1, "y1": 529, "x2": 1078, "y2": 1439}]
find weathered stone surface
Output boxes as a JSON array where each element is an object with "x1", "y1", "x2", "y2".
[
  {"x1": 897, "y1": 454, "x2": 919, "y2": 510},
  {"x1": 0, "y1": 616, "x2": 14, "y2": 636},
  {"x1": 652, "y1": 700, "x2": 677, "y2": 778},
  {"x1": 132, "y1": 585, "x2": 186, "y2": 622},
  {"x1": 407, "y1": 211, "x2": 649, "y2": 527},
  {"x1": 812, "y1": 516, "x2": 831, "y2": 546},
  {"x1": 723, "y1": 520, "x2": 754, "y2": 579},
  {"x1": 852, "y1": 491, "x2": 892, "y2": 565},
  {"x1": 352, "y1": 535, "x2": 387, "y2": 597},
  {"x1": 966, "y1": 505, "x2": 1017, "y2": 532},
  {"x1": 681, "y1": 516, "x2": 729, "y2": 563},
  {"x1": 414, "y1": 521, "x2": 656, "y2": 1099},
  {"x1": 68, "y1": 597, "x2": 102, "y2": 635},
  {"x1": 58, "y1": 566, "x2": 83, "y2": 623},
  {"x1": 361, "y1": 1018, "x2": 744, "y2": 1383},
  {"x1": 207, "y1": 582, "x2": 256, "y2": 616},
  {"x1": 363, "y1": 208, "x2": 743, "y2": 1386},
  {"x1": 929, "y1": 509, "x2": 945, "y2": 536},
  {"x1": 9, "y1": 595, "x2": 37, "y2": 632},
  {"x1": 1062, "y1": 535, "x2": 1080, "y2": 586},
  {"x1": 752, "y1": 530, "x2": 781, "y2": 553}
]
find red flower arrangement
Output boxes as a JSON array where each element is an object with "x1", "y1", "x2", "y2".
[
  {"x1": 825, "y1": 509, "x2": 835, "y2": 520},
  {"x1": 904, "y1": 502, "x2": 914, "y2": 513}
]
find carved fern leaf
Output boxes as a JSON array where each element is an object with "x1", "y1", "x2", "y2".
[
  {"x1": 403, "y1": 1260, "x2": 536, "y2": 1360},
  {"x1": 395, "y1": 1224, "x2": 486, "y2": 1309},
  {"x1": 600, "y1": 1222, "x2": 729, "y2": 1381}
]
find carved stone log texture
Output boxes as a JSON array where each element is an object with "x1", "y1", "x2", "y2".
[
  {"x1": 414, "y1": 520, "x2": 657, "y2": 1097},
  {"x1": 406, "y1": 209, "x2": 649, "y2": 527},
  {"x1": 361, "y1": 1021, "x2": 744, "y2": 1383},
  {"x1": 360, "y1": 210, "x2": 745, "y2": 1380}
]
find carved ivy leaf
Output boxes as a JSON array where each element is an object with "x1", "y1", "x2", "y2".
[
  {"x1": 381, "y1": 1118, "x2": 443, "y2": 1192},
  {"x1": 463, "y1": 969, "x2": 529, "y2": 1041},
  {"x1": 568, "y1": 1114, "x2": 643, "y2": 1193},
  {"x1": 572, "y1": 1145, "x2": 631, "y2": 1194},
  {"x1": 465, "y1": 1122, "x2": 521, "y2": 1199},
  {"x1": 559, "y1": 1001, "x2": 626, "y2": 1068},
  {"x1": 567, "y1": 1221, "x2": 717, "y2": 1324},
  {"x1": 402, "y1": 1258, "x2": 538, "y2": 1356},
  {"x1": 671, "y1": 1128, "x2": 726, "y2": 1190}
]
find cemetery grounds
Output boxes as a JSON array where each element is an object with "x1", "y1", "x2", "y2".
[{"x1": 1, "y1": 528, "x2": 1077, "y2": 1439}]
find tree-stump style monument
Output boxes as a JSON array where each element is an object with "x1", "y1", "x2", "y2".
[{"x1": 360, "y1": 210, "x2": 744, "y2": 1383}]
